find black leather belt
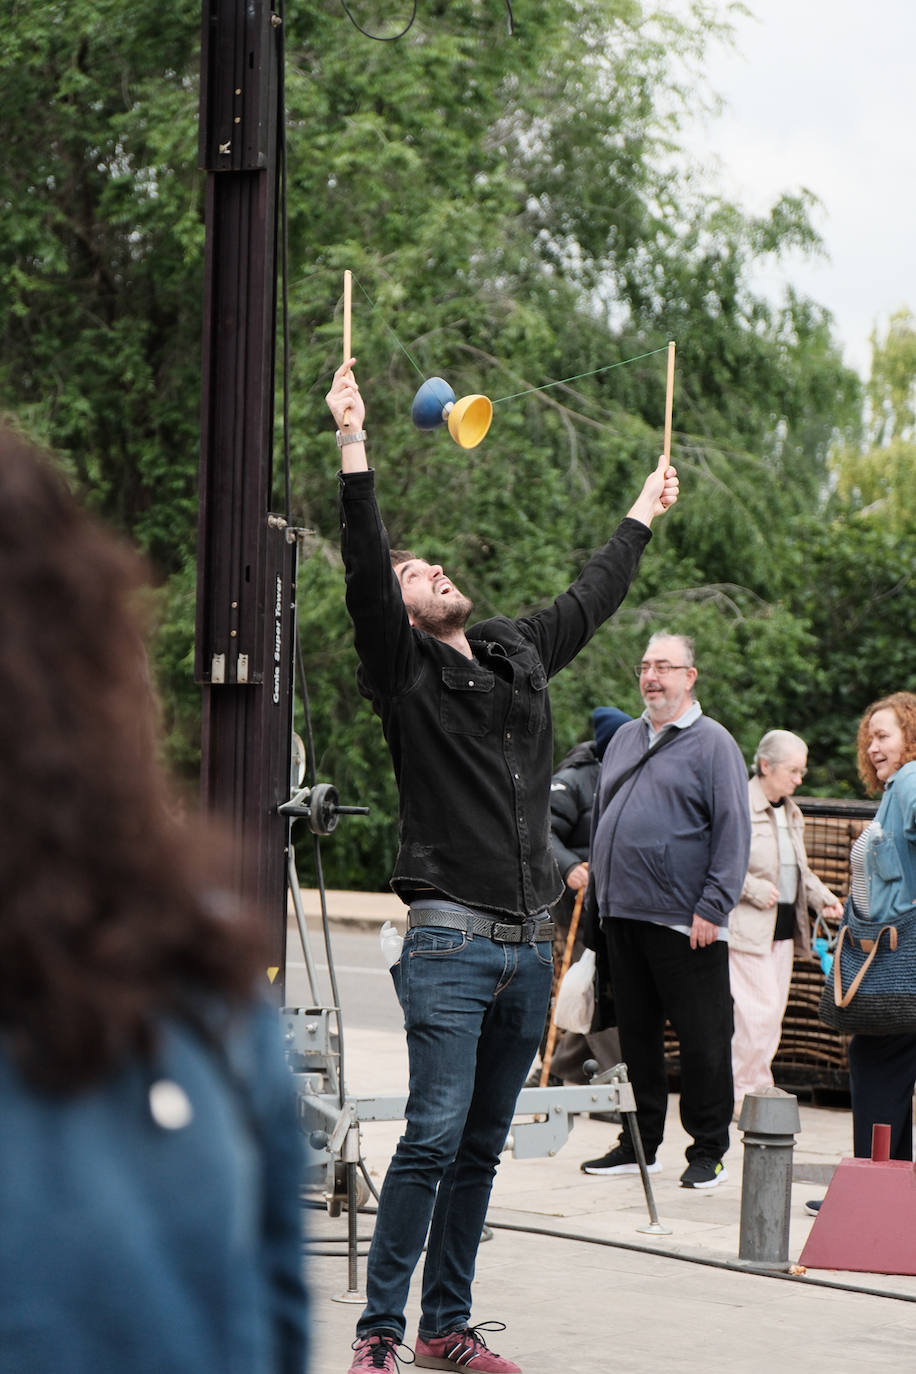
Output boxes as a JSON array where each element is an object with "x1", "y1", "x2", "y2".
[{"x1": 406, "y1": 910, "x2": 555, "y2": 943}]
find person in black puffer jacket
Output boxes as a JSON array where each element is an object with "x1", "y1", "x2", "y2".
[{"x1": 530, "y1": 707, "x2": 631, "y2": 1087}]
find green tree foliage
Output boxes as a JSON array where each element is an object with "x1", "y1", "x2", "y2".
[
  {"x1": 831, "y1": 309, "x2": 916, "y2": 532},
  {"x1": 280, "y1": 1, "x2": 862, "y2": 884},
  {"x1": 1, "y1": 0, "x2": 885, "y2": 890},
  {"x1": 0, "y1": 1, "x2": 204, "y2": 568},
  {"x1": 785, "y1": 511, "x2": 916, "y2": 795}
]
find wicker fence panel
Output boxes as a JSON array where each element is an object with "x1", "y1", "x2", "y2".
[{"x1": 663, "y1": 797, "x2": 877, "y2": 1099}]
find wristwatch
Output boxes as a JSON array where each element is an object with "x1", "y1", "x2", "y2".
[{"x1": 336, "y1": 429, "x2": 367, "y2": 448}]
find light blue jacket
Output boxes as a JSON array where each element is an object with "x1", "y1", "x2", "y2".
[{"x1": 865, "y1": 759, "x2": 916, "y2": 924}]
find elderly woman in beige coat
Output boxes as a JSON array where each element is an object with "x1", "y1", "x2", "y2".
[{"x1": 729, "y1": 730, "x2": 843, "y2": 1116}]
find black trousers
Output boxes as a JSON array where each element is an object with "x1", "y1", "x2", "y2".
[
  {"x1": 847, "y1": 1032, "x2": 916, "y2": 1160},
  {"x1": 605, "y1": 918, "x2": 734, "y2": 1163}
]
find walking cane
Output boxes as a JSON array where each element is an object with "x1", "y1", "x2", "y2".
[{"x1": 539, "y1": 883, "x2": 586, "y2": 1086}]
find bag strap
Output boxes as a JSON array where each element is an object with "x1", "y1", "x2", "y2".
[
  {"x1": 602, "y1": 724, "x2": 681, "y2": 806},
  {"x1": 581, "y1": 725, "x2": 682, "y2": 945},
  {"x1": 832, "y1": 922, "x2": 899, "y2": 1008}
]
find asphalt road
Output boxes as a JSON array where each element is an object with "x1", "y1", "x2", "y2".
[{"x1": 284, "y1": 922, "x2": 401, "y2": 1035}]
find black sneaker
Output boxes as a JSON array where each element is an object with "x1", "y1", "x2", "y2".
[
  {"x1": 680, "y1": 1159, "x2": 728, "y2": 1189},
  {"x1": 523, "y1": 1069, "x2": 562, "y2": 1088},
  {"x1": 805, "y1": 1198, "x2": 823, "y2": 1216},
  {"x1": 580, "y1": 1145, "x2": 661, "y2": 1176}
]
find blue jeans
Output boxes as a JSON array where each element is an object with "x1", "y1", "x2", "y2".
[{"x1": 357, "y1": 925, "x2": 553, "y2": 1340}]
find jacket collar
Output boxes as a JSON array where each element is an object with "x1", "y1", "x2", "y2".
[
  {"x1": 749, "y1": 772, "x2": 798, "y2": 817},
  {"x1": 885, "y1": 758, "x2": 916, "y2": 794}
]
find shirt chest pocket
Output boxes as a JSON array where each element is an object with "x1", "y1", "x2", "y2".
[
  {"x1": 866, "y1": 824, "x2": 903, "y2": 885},
  {"x1": 747, "y1": 813, "x2": 775, "y2": 871},
  {"x1": 439, "y1": 666, "x2": 495, "y2": 736},
  {"x1": 527, "y1": 665, "x2": 548, "y2": 734}
]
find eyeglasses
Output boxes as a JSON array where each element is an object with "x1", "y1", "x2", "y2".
[{"x1": 633, "y1": 661, "x2": 690, "y2": 678}]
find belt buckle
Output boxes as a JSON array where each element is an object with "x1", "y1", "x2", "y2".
[{"x1": 491, "y1": 922, "x2": 517, "y2": 943}]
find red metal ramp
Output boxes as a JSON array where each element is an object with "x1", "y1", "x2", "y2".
[{"x1": 799, "y1": 1156, "x2": 916, "y2": 1275}]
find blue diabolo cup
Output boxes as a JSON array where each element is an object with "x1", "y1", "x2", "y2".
[{"x1": 411, "y1": 377, "x2": 456, "y2": 430}]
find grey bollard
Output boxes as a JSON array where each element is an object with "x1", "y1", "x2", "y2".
[{"x1": 737, "y1": 1088, "x2": 801, "y2": 1270}]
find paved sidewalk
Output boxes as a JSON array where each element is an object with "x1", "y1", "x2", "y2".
[
  {"x1": 298, "y1": 894, "x2": 916, "y2": 1374},
  {"x1": 291, "y1": 888, "x2": 405, "y2": 930}
]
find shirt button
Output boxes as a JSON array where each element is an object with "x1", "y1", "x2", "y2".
[
  {"x1": 149, "y1": 1080, "x2": 193, "y2": 1130},
  {"x1": 506, "y1": 731, "x2": 511, "y2": 740},
  {"x1": 468, "y1": 679, "x2": 475, "y2": 686}
]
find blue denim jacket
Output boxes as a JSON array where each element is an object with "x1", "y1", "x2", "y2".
[
  {"x1": 865, "y1": 759, "x2": 916, "y2": 923},
  {"x1": 0, "y1": 1003, "x2": 307, "y2": 1374}
]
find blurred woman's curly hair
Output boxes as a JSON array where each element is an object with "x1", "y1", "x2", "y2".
[
  {"x1": 0, "y1": 426, "x2": 266, "y2": 1091},
  {"x1": 857, "y1": 691, "x2": 916, "y2": 794}
]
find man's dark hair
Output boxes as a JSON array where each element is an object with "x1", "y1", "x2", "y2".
[{"x1": 390, "y1": 549, "x2": 417, "y2": 569}]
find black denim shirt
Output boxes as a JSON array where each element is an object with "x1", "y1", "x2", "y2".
[{"x1": 339, "y1": 468, "x2": 651, "y2": 918}]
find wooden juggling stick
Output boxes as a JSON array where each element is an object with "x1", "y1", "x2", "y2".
[
  {"x1": 342, "y1": 269, "x2": 353, "y2": 429},
  {"x1": 663, "y1": 339, "x2": 676, "y2": 462},
  {"x1": 540, "y1": 883, "x2": 587, "y2": 1086}
]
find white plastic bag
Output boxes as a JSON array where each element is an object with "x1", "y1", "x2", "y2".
[
  {"x1": 552, "y1": 948, "x2": 596, "y2": 1034},
  {"x1": 379, "y1": 920, "x2": 403, "y2": 968}
]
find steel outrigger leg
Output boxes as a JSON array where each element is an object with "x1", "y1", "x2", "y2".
[{"x1": 585, "y1": 1060, "x2": 673, "y2": 1236}]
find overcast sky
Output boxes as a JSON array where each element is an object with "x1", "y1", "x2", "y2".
[{"x1": 672, "y1": 0, "x2": 916, "y2": 378}]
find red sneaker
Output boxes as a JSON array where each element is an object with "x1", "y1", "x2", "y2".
[
  {"x1": 348, "y1": 1331, "x2": 413, "y2": 1373},
  {"x1": 414, "y1": 1322, "x2": 521, "y2": 1372}
]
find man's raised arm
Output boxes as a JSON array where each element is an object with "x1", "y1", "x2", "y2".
[
  {"x1": 325, "y1": 358, "x2": 418, "y2": 698},
  {"x1": 325, "y1": 357, "x2": 367, "y2": 472},
  {"x1": 626, "y1": 453, "x2": 679, "y2": 527}
]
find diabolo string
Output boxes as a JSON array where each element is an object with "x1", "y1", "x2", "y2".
[{"x1": 348, "y1": 274, "x2": 669, "y2": 403}]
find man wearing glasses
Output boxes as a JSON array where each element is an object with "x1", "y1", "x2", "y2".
[{"x1": 581, "y1": 632, "x2": 750, "y2": 1189}]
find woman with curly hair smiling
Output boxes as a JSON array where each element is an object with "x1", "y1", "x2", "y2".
[
  {"x1": 0, "y1": 426, "x2": 307, "y2": 1373},
  {"x1": 846, "y1": 691, "x2": 916, "y2": 1161}
]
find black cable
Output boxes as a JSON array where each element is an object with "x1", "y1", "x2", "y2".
[
  {"x1": 273, "y1": 0, "x2": 348, "y2": 1111},
  {"x1": 277, "y1": 0, "x2": 293, "y2": 523},
  {"x1": 310, "y1": 829, "x2": 348, "y2": 1109},
  {"x1": 295, "y1": 632, "x2": 318, "y2": 792},
  {"x1": 337, "y1": 1, "x2": 513, "y2": 40},
  {"x1": 290, "y1": 615, "x2": 345, "y2": 1110},
  {"x1": 486, "y1": 1217, "x2": 916, "y2": 1305},
  {"x1": 339, "y1": 1199, "x2": 916, "y2": 1304},
  {"x1": 338, "y1": 0, "x2": 417, "y2": 41}
]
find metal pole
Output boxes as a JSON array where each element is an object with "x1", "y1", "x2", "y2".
[
  {"x1": 333, "y1": 1126, "x2": 367, "y2": 1304},
  {"x1": 737, "y1": 1089, "x2": 801, "y2": 1270},
  {"x1": 196, "y1": 0, "x2": 295, "y2": 991}
]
